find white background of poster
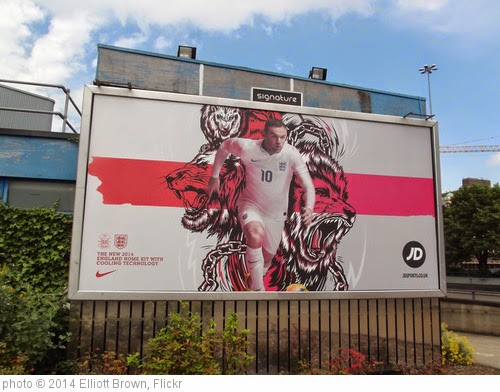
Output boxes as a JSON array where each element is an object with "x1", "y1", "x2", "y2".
[{"x1": 70, "y1": 87, "x2": 444, "y2": 299}]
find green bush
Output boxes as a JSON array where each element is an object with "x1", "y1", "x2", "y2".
[
  {"x1": 441, "y1": 323, "x2": 475, "y2": 366},
  {"x1": 0, "y1": 341, "x2": 28, "y2": 375},
  {"x1": 75, "y1": 349, "x2": 129, "y2": 375},
  {"x1": 0, "y1": 265, "x2": 69, "y2": 373},
  {"x1": 74, "y1": 304, "x2": 253, "y2": 376},
  {"x1": 140, "y1": 303, "x2": 253, "y2": 375},
  {"x1": 220, "y1": 311, "x2": 253, "y2": 375},
  {"x1": 0, "y1": 204, "x2": 72, "y2": 294},
  {"x1": 0, "y1": 204, "x2": 72, "y2": 373}
]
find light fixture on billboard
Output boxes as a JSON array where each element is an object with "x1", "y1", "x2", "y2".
[
  {"x1": 418, "y1": 64, "x2": 438, "y2": 116},
  {"x1": 177, "y1": 45, "x2": 197, "y2": 59},
  {"x1": 309, "y1": 67, "x2": 327, "y2": 81}
]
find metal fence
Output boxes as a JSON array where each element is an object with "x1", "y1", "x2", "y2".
[{"x1": 68, "y1": 298, "x2": 441, "y2": 373}]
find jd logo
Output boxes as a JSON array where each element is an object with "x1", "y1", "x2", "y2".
[{"x1": 402, "y1": 241, "x2": 426, "y2": 268}]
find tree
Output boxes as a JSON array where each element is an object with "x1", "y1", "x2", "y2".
[{"x1": 443, "y1": 184, "x2": 500, "y2": 272}]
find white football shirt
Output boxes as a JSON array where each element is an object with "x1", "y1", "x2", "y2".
[{"x1": 211, "y1": 138, "x2": 315, "y2": 220}]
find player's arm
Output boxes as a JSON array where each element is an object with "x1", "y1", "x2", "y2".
[
  {"x1": 292, "y1": 152, "x2": 315, "y2": 226},
  {"x1": 207, "y1": 139, "x2": 243, "y2": 199}
]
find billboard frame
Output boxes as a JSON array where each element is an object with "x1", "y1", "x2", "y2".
[{"x1": 68, "y1": 85, "x2": 446, "y2": 301}]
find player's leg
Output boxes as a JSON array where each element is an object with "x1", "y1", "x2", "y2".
[
  {"x1": 243, "y1": 220, "x2": 265, "y2": 248},
  {"x1": 262, "y1": 249, "x2": 275, "y2": 276},
  {"x1": 262, "y1": 218, "x2": 286, "y2": 276},
  {"x1": 238, "y1": 206, "x2": 266, "y2": 291},
  {"x1": 242, "y1": 221, "x2": 265, "y2": 291}
]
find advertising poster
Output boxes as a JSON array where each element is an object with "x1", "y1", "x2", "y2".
[{"x1": 71, "y1": 87, "x2": 443, "y2": 298}]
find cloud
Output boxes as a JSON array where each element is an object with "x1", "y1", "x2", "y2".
[
  {"x1": 1, "y1": 1, "x2": 377, "y2": 83},
  {"x1": 154, "y1": 36, "x2": 172, "y2": 51},
  {"x1": 395, "y1": 0, "x2": 449, "y2": 12},
  {"x1": 114, "y1": 32, "x2": 149, "y2": 49},
  {"x1": 34, "y1": 0, "x2": 377, "y2": 31},
  {"x1": 487, "y1": 152, "x2": 500, "y2": 166},
  {"x1": 388, "y1": 0, "x2": 500, "y2": 43},
  {"x1": 0, "y1": 0, "x2": 45, "y2": 79},
  {"x1": 274, "y1": 58, "x2": 295, "y2": 73},
  {"x1": 262, "y1": 24, "x2": 274, "y2": 36},
  {"x1": 27, "y1": 11, "x2": 103, "y2": 82},
  {"x1": 1, "y1": 1, "x2": 103, "y2": 85}
]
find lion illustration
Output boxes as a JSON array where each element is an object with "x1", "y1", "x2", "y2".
[
  {"x1": 165, "y1": 151, "x2": 245, "y2": 241},
  {"x1": 166, "y1": 107, "x2": 281, "y2": 238},
  {"x1": 199, "y1": 106, "x2": 280, "y2": 151},
  {"x1": 200, "y1": 106, "x2": 245, "y2": 149},
  {"x1": 165, "y1": 107, "x2": 356, "y2": 291},
  {"x1": 269, "y1": 142, "x2": 356, "y2": 291}
]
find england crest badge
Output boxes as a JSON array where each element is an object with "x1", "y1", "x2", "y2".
[{"x1": 114, "y1": 234, "x2": 128, "y2": 249}]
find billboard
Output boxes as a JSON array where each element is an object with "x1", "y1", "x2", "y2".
[{"x1": 69, "y1": 86, "x2": 445, "y2": 299}]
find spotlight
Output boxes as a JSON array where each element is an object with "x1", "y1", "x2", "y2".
[
  {"x1": 418, "y1": 64, "x2": 438, "y2": 74},
  {"x1": 418, "y1": 64, "x2": 438, "y2": 115},
  {"x1": 177, "y1": 45, "x2": 197, "y2": 59},
  {"x1": 309, "y1": 67, "x2": 327, "y2": 80}
]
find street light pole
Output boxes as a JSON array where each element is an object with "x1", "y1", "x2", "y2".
[{"x1": 419, "y1": 64, "x2": 438, "y2": 116}]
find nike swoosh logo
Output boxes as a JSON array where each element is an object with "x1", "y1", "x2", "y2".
[
  {"x1": 96, "y1": 270, "x2": 117, "y2": 278},
  {"x1": 251, "y1": 159, "x2": 260, "y2": 162}
]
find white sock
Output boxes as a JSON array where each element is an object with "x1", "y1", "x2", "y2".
[
  {"x1": 263, "y1": 256, "x2": 272, "y2": 276},
  {"x1": 246, "y1": 247, "x2": 264, "y2": 291}
]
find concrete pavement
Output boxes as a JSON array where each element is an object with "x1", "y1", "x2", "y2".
[{"x1": 461, "y1": 332, "x2": 500, "y2": 369}]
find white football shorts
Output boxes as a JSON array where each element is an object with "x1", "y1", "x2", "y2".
[{"x1": 237, "y1": 203, "x2": 285, "y2": 254}]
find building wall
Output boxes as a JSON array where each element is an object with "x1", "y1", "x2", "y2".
[
  {"x1": 97, "y1": 47, "x2": 200, "y2": 94},
  {"x1": 441, "y1": 300, "x2": 500, "y2": 336},
  {"x1": 462, "y1": 178, "x2": 491, "y2": 187},
  {"x1": 96, "y1": 44, "x2": 426, "y2": 117},
  {"x1": 0, "y1": 84, "x2": 54, "y2": 131},
  {"x1": 0, "y1": 131, "x2": 78, "y2": 181},
  {"x1": 0, "y1": 130, "x2": 78, "y2": 212}
]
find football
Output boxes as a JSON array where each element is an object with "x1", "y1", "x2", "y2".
[{"x1": 285, "y1": 283, "x2": 308, "y2": 292}]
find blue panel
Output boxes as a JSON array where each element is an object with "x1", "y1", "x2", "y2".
[
  {"x1": 96, "y1": 47, "x2": 199, "y2": 94},
  {"x1": 340, "y1": 98, "x2": 362, "y2": 112},
  {"x1": 0, "y1": 135, "x2": 78, "y2": 180},
  {"x1": 302, "y1": 98, "x2": 320, "y2": 108},
  {"x1": 0, "y1": 178, "x2": 6, "y2": 203},
  {"x1": 370, "y1": 91, "x2": 425, "y2": 117}
]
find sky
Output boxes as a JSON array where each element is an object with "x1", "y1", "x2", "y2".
[{"x1": 0, "y1": 0, "x2": 499, "y2": 192}]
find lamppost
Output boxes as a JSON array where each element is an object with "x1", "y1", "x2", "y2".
[{"x1": 419, "y1": 64, "x2": 438, "y2": 116}]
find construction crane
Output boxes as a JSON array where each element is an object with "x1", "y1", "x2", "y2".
[{"x1": 439, "y1": 145, "x2": 500, "y2": 153}]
